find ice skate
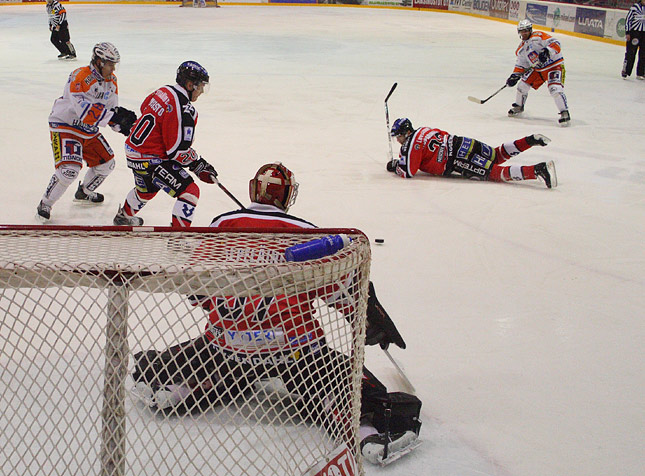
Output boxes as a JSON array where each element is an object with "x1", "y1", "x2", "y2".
[
  {"x1": 57, "y1": 53, "x2": 67, "y2": 59},
  {"x1": 361, "y1": 430, "x2": 421, "y2": 466},
  {"x1": 36, "y1": 201, "x2": 51, "y2": 222},
  {"x1": 527, "y1": 134, "x2": 551, "y2": 147},
  {"x1": 154, "y1": 384, "x2": 192, "y2": 411},
  {"x1": 507, "y1": 103, "x2": 524, "y2": 117},
  {"x1": 637, "y1": 75, "x2": 645, "y2": 80},
  {"x1": 113, "y1": 206, "x2": 144, "y2": 226},
  {"x1": 535, "y1": 161, "x2": 558, "y2": 189},
  {"x1": 63, "y1": 54, "x2": 77, "y2": 60},
  {"x1": 558, "y1": 110, "x2": 571, "y2": 126},
  {"x1": 74, "y1": 182, "x2": 104, "y2": 203}
]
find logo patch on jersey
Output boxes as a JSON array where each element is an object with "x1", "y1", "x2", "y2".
[
  {"x1": 61, "y1": 139, "x2": 82, "y2": 164},
  {"x1": 184, "y1": 126, "x2": 194, "y2": 141}
]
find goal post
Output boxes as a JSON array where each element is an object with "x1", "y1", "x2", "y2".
[
  {"x1": 180, "y1": 0, "x2": 220, "y2": 8},
  {"x1": 0, "y1": 226, "x2": 371, "y2": 476}
]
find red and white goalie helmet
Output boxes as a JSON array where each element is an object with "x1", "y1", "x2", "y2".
[{"x1": 249, "y1": 162, "x2": 299, "y2": 212}]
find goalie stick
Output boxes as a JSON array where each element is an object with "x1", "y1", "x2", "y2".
[
  {"x1": 382, "y1": 346, "x2": 416, "y2": 395},
  {"x1": 384, "y1": 82, "x2": 398, "y2": 164},
  {"x1": 468, "y1": 84, "x2": 507, "y2": 104}
]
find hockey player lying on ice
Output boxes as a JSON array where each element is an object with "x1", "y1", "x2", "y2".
[
  {"x1": 387, "y1": 117, "x2": 557, "y2": 188},
  {"x1": 131, "y1": 162, "x2": 422, "y2": 466}
]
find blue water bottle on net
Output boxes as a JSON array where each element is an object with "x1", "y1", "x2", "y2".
[{"x1": 284, "y1": 234, "x2": 352, "y2": 262}]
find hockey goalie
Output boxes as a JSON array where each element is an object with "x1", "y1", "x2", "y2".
[{"x1": 131, "y1": 162, "x2": 422, "y2": 466}]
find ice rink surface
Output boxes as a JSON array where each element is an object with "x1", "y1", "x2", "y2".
[{"x1": 1, "y1": 4, "x2": 644, "y2": 476}]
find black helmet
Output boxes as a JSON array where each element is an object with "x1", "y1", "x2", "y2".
[
  {"x1": 176, "y1": 61, "x2": 209, "y2": 89},
  {"x1": 390, "y1": 118, "x2": 414, "y2": 137}
]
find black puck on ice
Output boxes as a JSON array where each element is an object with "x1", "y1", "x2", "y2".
[{"x1": 375, "y1": 238, "x2": 385, "y2": 244}]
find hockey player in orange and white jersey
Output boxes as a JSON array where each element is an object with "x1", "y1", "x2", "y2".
[
  {"x1": 36, "y1": 42, "x2": 137, "y2": 222},
  {"x1": 506, "y1": 19, "x2": 570, "y2": 125}
]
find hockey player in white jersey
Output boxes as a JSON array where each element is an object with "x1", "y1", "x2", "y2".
[
  {"x1": 36, "y1": 42, "x2": 137, "y2": 222},
  {"x1": 506, "y1": 19, "x2": 570, "y2": 125}
]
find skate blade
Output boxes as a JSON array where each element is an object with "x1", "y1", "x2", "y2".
[
  {"x1": 130, "y1": 384, "x2": 157, "y2": 409},
  {"x1": 35, "y1": 213, "x2": 50, "y2": 223},
  {"x1": 378, "y1": 439, "x2": 422, "y2": 467}
]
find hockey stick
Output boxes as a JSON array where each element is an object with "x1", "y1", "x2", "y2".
[
  {"x1": 385, "y1": 82, "x2": 398, "y2": 163},
  {"x1": 468, "y1": 84, "x2": 507, "y2": 104},
  {"x1": 382, "y1": 346, "x2": 416, "y2": 394},
  {"x1": 214, "y1": 178, "x2": 246, "y2": 210}
]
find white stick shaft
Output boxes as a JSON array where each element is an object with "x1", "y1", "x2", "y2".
[{"x1": 383, "y1": 347, "x2": 416, "y2": 394}]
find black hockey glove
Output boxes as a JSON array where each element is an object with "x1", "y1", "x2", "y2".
[
  {"x1": 538, "y1": 49, "x2": 550, "y2": 64},
  {"x1": 188, "y1": 157, "x2": 218, "y2": 184},
  {"x1": 365, "y1": 281, "x2": 406, "y2": 350},
  {"x1": 386, "y1": 160, "x2": 398, "y2": 173},
  {"x1": 506, "y1": 73, "x2": 521, "y2": 87},
  {"x1": 109, "y1": 106, "x2": 137, "y2": 136}
]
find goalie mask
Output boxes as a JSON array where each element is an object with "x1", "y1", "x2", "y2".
[{"x1": 249, "y1": 162, "x2": 299, "y2": 212}]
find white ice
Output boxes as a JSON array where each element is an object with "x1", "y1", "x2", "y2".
[{"x1": 1, "y1": 4, "x2": 644, "y2": 476}]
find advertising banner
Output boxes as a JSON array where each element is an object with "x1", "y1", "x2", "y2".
[
  {"x1": 546, "y1": 4, "x2": 577, "y2": 32},
  {"x1": 489, "y1": 0, "x2": 509, "y2": 20},
  {"x1": 525, "y1": 2, "x2": 548, "y2": 27},
  {"x1": 413, "y1": 0, "x2": 449, "y2": 10},
  {"x1": 574, "y1": 7, "x2": 606, "y2": 37},
  {"x1": 472, "y1": 0, "x2": 489, "y2": 15},
  {"x1": 449, "y1": 0, "x2": 474, "y2": 14}
]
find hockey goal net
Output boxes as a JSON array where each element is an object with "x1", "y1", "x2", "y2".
[
  {"x1": 0, "y1": 226, "x2": 370, "y2": 476},
  {"x1": 180, "y1": 0, "x2": 220, "y2": 7}
]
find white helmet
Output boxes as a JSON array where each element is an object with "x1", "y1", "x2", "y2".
[
  {"x1": 517, "y1": 19, "x2": 533, "y2": 33},
  {"x1": 92, "y1": 42, "x2": 120, "y2": 64}
]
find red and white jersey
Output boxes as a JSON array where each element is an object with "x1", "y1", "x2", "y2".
[
  {"x1": 513, "y1": 31, "x2": 564, "y2": 74},
  {"x1": 48, "y1": 65, "x2": 119, "y2": 139},
  {"x1": 195, "y1": 203, "x2": 353, "y2": 357},
  {"x1": 125, "y1": 84, "x2": 198, "y2": 164},
  {"x1": 394, "y1": 126, "x2": 453, "y2": 178}
]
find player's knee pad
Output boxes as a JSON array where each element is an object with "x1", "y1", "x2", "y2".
[
  {"x1": 548, "y1": 82, "x2": 564, "y2": 96},
  {"x1": 517, "y1": 81, "x2": 531, "y2": 95},
  {"x1": 55, "y1": 163, "x2": 80, "y2": 186},
  {"x1": 370, "y1": 392, "x2": 422, "y2": 435}
]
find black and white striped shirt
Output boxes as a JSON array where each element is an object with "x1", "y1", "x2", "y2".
[
  {"x1": 46, "y1": 0, "x2": 67, "y2": 29},
  {"x1": 626, "y1": 1, "x2": 645, "y2": 33}
]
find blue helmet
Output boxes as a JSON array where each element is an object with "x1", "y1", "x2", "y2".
[
  {"x1": 390, "y1": 118, "x2": 414, "y2": 137},
  {"x1": 176, "y1": 61, "x2": 209, "y2": 89}
]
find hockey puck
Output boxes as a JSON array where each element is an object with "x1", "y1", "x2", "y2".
[{"x1": 375, "y1": 238, "x2": 385, "y2": 244}]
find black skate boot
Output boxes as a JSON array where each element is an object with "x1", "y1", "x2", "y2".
[
  {"x1": 113, "y1": 206, "x2": 144, "y2": 226},
  {"x1": 535, "y1": 161, "x2": 558, "y2": 189},
  {"x1": 526, "y1": 134, "x2": 551, "y2": 147},
  {"x1": 36, "y1": 201, "x2": 52, "y2": 222},
  {"x1": 508, "y1": 103, "x2": 524, "y2": 117},
  {"x1": 74, "y1": 182, "x2": 104, "y2": 203},
  {"x1": 558, "y1": 110, "x2": 571, "y2": 125}
]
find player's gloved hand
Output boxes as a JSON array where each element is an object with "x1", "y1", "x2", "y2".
[
  {"x1": 365, "y1": 281, "x2": 406, "y2": 350},
  {"x1": 386, "y1": 160, "x2": 398, "y2": 173},
  {"x1": 506, "y1": 73, "x2": 521, "y2": 87},
  {"x1": 538, "y1": 49, "x2": 550, "y2": 64},
  {"x1": 109, "y1": 106, "x2": 138, "y2": 136},
  {"x1": 188, "y1": 157, "x2": 218, "y2": 184}
]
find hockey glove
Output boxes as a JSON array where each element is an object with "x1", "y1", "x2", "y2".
[
  {"x1": 188, "y1": 157, "x2": 218, "y2": 184},
  {"x1": 109, "y1": 106, "x2": 137, "y2": 136},
  {"x1": 538, "y1": 49, "x2": 550, "y2": 64},
  {"x1": 365, "y1": 281, "x2": 406, "y2": 350},
  {"x1": 386, "y1": 160, "x2": 398, "y2": 173},
  {"x1": 506, "y1": 73, "x2": 521, "y2": 87}
]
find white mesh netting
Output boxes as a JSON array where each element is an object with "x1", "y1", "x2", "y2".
[{"x1": 0, "y1": 227, "x2": 370, "y2": 476}]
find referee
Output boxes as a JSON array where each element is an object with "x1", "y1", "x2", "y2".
[{"x1": 622, "y1": 0, "x2": 645, "y2": 79}]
